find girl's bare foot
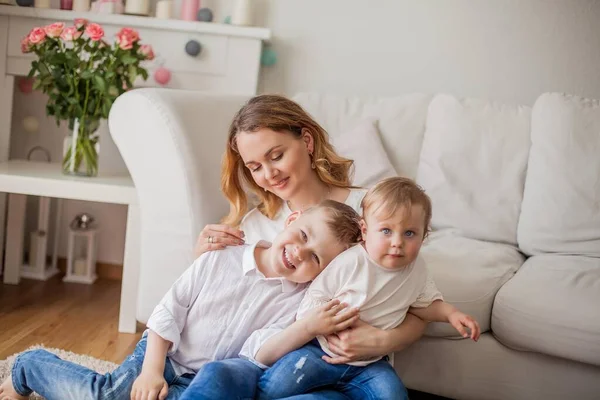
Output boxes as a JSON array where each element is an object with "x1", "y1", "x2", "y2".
[{"x1": 0, "y1": 375, "x2": 28, "y2": 400}]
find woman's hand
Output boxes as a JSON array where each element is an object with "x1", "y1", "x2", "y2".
[
  {"x1": 322, "y1": 319, "x2": 382, "y2": 364},
  {"x1": 323, "y1": 313, "x2": 427, "y2": 365},
  {"x1": 130, "y1": 371, "x2": 168, "y2": 400},
  {"x1": 194, "y1": 224, "x2": 245, "y2": 257}
]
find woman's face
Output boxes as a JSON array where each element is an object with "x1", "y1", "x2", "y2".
[{"x1": 236, "y1": 128, "x2": 314, "y2": 201}]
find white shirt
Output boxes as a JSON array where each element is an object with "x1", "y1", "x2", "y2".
[
  {"x1": 297, "y1": 244, "x2": 443, "y2": 366},
  {"x1": 146, "y1": 242, "x2": 308, "y2": 374},
  {"x1": 241, "y1": 188, "x2": 367, "y2": 244}
]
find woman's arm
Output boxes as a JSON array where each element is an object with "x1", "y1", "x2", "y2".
[{"x1": 323, "y1": 313, "x2": 427, "y2": 364}]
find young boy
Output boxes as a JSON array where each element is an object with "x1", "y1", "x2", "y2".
[
  {"x1": 0, "y1": 200, "x2": 362, "y2": 400},
  {"x1": 254, "y1": 177, "x2": 481, "y2": 399}
]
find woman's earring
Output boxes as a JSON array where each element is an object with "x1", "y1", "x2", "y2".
[{"x1": 310, "y1": 153, "x2": 316, "y2": 169}]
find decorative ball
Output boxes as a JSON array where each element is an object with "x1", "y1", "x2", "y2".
[
  {"x1": 261, "y1": 48, "x2": 278, "y2": 67},
  {"x1": 16, "y1": 0, "x2": 34, "y2": 6},
  {"x1": 18, "y1": 77, "x2": 34, "y2": 94},
  {"x1": 185, "y1": 40, "x2": 202, "y2": 57},
  {"x1": 196, "y1": 7, "x2": 213, "y2": 22},
  {"x1": 22, "y1": 116, "x2": 39, "y2": 133},
  {"x1": 223, "y1": 15, "x2": 232, "y2": 24},
  {"x1": 154, "y1": 67, "x2": 172, "y2": 86}
]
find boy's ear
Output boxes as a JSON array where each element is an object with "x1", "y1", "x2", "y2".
[
  {"x1": 285, "y1": 211, "x2": 302, "y2": 227},
  {"x1": 359, "y1": 219, "x2": 368, "y2": 241}
]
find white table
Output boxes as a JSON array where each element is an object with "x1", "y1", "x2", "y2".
[{"x1": 0, "y1": 160, "x2": 140, "y2": 334}]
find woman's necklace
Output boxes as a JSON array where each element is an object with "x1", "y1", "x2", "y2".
[{"x1": 287, "y1": 185, "x2": 332, "y2": 212}]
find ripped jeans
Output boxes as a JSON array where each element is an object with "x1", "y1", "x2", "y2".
[{"x1": 256, "y1": 339, "x2": 408, "y2": 400}]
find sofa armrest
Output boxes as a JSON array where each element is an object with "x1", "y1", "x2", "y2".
[{"x1": 108, "y1": 88, "x2": 249, "y2": 322}]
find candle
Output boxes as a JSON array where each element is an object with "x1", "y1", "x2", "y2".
[
  {"x1": 125, "y1": 0, "x2": 149, "y2": 15},
  {"x1": 231, "y1": 0, "x2": 253, "y2": 26},
  {"x1": 71, "y1": 0, "x2": 90, "y2": 11},
  {"x1": 155, "y1": 0, "x2": 172, "y2": 19},
  {"x1": 34, "y1": 0, "x2": 51, "y2": 8},
  {"x1": 74, "y1": 258, "x2": 87, "y2": 276},
  {"x1": 180, "y1": 0, "x2": 199, "y2": 21}
]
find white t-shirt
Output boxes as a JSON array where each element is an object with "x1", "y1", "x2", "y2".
[
  {"x1": 296, "y1": 244, "x2": 443, "y2": 366},
  {"x1": 240, "y1": 188, "x2": 367, "y2": 244},
  {"x1": 146, "y1": 242, "x2": 307, "y2": 375}
]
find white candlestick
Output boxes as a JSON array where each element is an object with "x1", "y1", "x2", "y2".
[
  {"x1": 155, "y1": 0, "x2": 172, "y2": 19},
  {"x1": 71, "y1": 0, "x2": 90, "y2": 11}
]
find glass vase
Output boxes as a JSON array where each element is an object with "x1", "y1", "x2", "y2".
[{"x1": 63, "y1": 118, "x2": 101, "y2": 177}]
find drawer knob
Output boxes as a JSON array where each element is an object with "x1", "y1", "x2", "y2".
[{"x1": 185, "y1": 40, "x2": 202, "y2": 57}]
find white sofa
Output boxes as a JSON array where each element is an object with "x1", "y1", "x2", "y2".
[{"x1": 108, "y1": 88, "x2": 600, "y2": 400}]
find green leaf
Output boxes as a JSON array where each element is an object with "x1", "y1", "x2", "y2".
[
  {"x1": 121, "y1": 55, "x2": 137, "y2": 65},
  {"x1": 38, "y1": 63, "x2": 49, "y2": 75},
  {"x1": 93, "y1": 75, "x2": 106, "y2": 92},
  {"x1": 138, "y1": 68, "x2": 149, "y2": 81}
]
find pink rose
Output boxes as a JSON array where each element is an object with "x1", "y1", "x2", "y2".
[
  {"x1": 115, "y1": 27, "x2": 140, "y2": 50},
  {"x1": 61, "y1": 26, "x2": 82, "y2": 41},
  {"x1": 139, "y1": 44, "x2": 154, "y2": 60},
  {"x1": 44, "y1": 22, "x2": 65, "y2": 38},
  {"x1": 85, "y1": 23, "x2": 104, "y2": 41},
  {"x1": 20, "y1": 36, "x2": 32, "y2": 53},
  {"x1": 74, "y1": 18, "x2": 88, "y2": 28},
  {"x1": 28, "y1": 27, "x2": 46, "y2": 45}
]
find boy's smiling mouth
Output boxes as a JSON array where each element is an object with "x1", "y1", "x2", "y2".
[{"x1": 282, "y1": 248, "x2": 297, "y2": 270}]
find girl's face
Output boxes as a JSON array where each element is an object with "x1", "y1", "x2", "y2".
[{"x1": 236, "y1": 128, "x2": 315, "y2": 201}]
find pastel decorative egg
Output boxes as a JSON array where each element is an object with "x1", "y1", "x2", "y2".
[
  {"x1": 18, "y1": 77, "x2": 34, "y2": 94},
  {"x1": 261, "y1": 48, "x2": 277, "y2": 66},
  {"x1": 154, "y1": 67, "x2": 172, "y2": 85}
]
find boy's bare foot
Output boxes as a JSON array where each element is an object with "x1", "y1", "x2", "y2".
[{"x1": 0, "y1": 375, "x2": 28, "y2": 400}]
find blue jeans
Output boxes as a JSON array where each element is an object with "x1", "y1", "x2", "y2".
[
  {"x1": 180, "y1": 358, "x2": 264, "y2": 400},
  {"x1": 181, "y1": 357, "x2": 349, "y2": 400},
  {"x1": 10, "y1": 332, "x2": 194, "y2": 400},
  {"x1": 257, "y1": 340, "x2": 408, "y2": 400}
]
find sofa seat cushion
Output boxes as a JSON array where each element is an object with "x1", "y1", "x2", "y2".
[
  {"x1": 492, "y1": 255, "x2": 600, "y2": 366},
  {"x1": 421, "y1": 232, "x2": 524, "y2": 338}
]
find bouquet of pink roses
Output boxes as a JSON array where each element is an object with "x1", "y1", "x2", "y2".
[{"x1": 22, "y1": 19, "x2": 155, "y2": 176}]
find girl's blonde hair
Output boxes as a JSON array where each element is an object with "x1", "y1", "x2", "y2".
[
  {"x1": 361, "y1": 177, "x2": 433, "y2": 238},
  {"x1": 221, "y1": 95, "x2": 354, "y2": 227}
]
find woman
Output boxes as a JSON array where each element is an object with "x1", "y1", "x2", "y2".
[{"x1": 192, "y1": 95, "x2": 426, "y2": 399}]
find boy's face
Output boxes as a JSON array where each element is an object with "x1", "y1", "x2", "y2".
[
  {"x1": 269, "y1": 208, "x2": 347, "y2": 283},
  {"x1": 361, "y1": 204, "x2": 426, "y2": 270}
]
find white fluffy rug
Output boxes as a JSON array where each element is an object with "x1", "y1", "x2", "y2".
[{"x1": 0, "y1": 345, "x2": 118, "y2": 399}]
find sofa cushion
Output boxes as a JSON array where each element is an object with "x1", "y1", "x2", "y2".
[
  {"x1": 492, "y1": 255, "x2": 600, "y2": 366},
  {"x1": 416, "y1": 94, "x2": 531, "y2": 246},
  {"x1": 518, "y1": 93, "x2": 600, "y2": 257},
  {"x1": 420, "y1": 232, "x2": 524, "y2": 338},
  {"x1": 293, "y1": 92, "x2": 432, "y2": 179},
  {"x1": 329, "y1": 118, "x2": 397, "y2": 187}
]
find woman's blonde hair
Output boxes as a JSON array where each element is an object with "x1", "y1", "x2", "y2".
[{"x1": 221, "y1": 95, "x2": 354, "y2": 227}]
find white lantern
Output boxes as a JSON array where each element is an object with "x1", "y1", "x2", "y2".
[{"x1": 63, "y1": 214, "x2": 98, "y2": 284}]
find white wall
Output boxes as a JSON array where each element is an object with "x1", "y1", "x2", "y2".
[{"x1": 11, "y1": 0, "x2": 600, "y2": 264}]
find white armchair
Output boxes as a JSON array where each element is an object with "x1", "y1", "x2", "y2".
[{"x1": 108, "y1": 88, "x2": 249, "y2": 322}]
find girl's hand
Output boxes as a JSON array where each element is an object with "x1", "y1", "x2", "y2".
[
  {"x1": 194, "y1": 224, "x2": 245, "y2": 257},
  {"x1": 130, "y1": 371, "x2": 168, "y2": 400},
  {"x1": 448, "y1": 311, "x2": 480, "y2": 341},
  {"x1": 304, "y1": 299, "x2": 360, "y2": 337}
]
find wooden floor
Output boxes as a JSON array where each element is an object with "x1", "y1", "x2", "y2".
[{"x1": 0, "y1": 275, "x2": 143, "y2": 364}]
